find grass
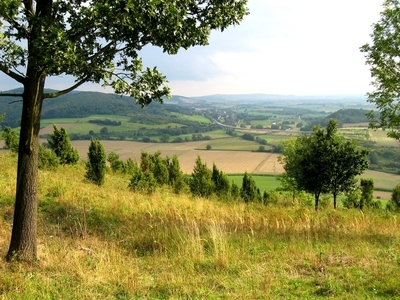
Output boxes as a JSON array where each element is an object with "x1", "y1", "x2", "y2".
[
  {"x1": 1, "y1": 152, "x2": 400, "y2": 298},
  {"x1": 228, "y1": 174, "x2": 279, "y2": 193}
]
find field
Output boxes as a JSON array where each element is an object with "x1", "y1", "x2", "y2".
[{"x1": 1, "y1": 152, "x2": 400, "y2": 298}]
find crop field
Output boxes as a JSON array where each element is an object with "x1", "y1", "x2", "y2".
[
  {"x1": 203, "y1": 137, "x2": 262, "y2": 151},
  {"x1": 229, "y1": 174, "x2": 280, "y2": 192}
]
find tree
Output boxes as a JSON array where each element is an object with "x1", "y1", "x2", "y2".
[
  {"x1": 211, "y1": 163, "x2": 230, "y2": 198},
  {"x1": 240, "y1": 172, "x2": 260, "y2": 202},
  {"x1": 360, "y1": 179, "x2": 374, "y2": 210},
  {"x1": 48, "y1": 124, "x2": 79, "y2": 164},
  {"x1": 107, "y1": 151, "x2": 124, "y2": 173},
  {"x1": 1, "y1": 0, "x2": 248, "y2": 261},
  {"x1": 390, "y1": 183, "x2": 400, "y2": 211},
  {"x1": 167, "y1": 155, "x2": 187, "y2": 194},
  {"x1": 279, "y1": 119, "x2": 369, "y2": 210},
  {"x1": 85, "y1": 139, "x2": 106, "y2": 186},
  {"x1": 190, "y1": 155, "x2": 214, "y2": 198},
  {"x1": 361, "y1": 0, "x2": 400, "y2": 140}
]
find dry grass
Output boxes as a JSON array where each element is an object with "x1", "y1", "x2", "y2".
[{"x1": 1, "y1": 152, "x2": 400, "y2": 298}]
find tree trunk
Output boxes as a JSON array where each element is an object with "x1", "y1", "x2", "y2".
[
  {"x1": 315, "y1": 192, "x2": 320, "y2": 211},
  {"x1": 333, "y1": 193, "x2": 337, "y2": 209},
  {"x1": 6, "y1": 76, "x2": 45, "y2": 261}
]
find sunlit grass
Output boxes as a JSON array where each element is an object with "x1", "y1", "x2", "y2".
[{"x1": 1, "y1": 152, "x2": 400, "y2": 298}]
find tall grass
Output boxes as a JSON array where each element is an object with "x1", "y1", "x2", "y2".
[{"x1": 1, "y1": 152, "x2": 400, "y2": 298}]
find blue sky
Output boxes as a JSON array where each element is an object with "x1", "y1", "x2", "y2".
[{"x1": 0, "y1": 0, "x2": 383, "y2": 97}]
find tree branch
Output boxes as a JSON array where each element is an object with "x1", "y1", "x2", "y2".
[
  {"x1": 43, "y1": 77, "x2": 89, "y2": 99},
  {"x1": 0, "y1": 64, "x2": 26, "y2": 84},
  {"x1": 0, "y1": 93, "x2": 23, "y2": 97}
]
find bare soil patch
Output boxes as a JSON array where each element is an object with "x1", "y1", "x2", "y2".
[{"x1": 40, "y1": 124, "x2": 75, "y2": 135}]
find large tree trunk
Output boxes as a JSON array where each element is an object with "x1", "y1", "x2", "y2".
[{"x1": 6, "y1": 76, "x2": 45, "y2": 261}]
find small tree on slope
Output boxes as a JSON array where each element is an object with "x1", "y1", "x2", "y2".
[{"x1": 85, "y1": 139, "x2": 106, "y2": 186}]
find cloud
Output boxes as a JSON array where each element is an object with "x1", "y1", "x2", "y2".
[{"x1": 0, "y1": 0, "x2": 383, "y2": 97}]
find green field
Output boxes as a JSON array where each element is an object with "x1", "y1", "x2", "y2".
[{"x1": 229, "y1": 174, "x2": 279, "y2": 193}]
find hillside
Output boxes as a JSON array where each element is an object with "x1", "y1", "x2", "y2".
[
  {"x1": 1, "y1": 152, "x2": 400, "y2": 298},
  {"x1": 0, "y1": 90, "x2": 195, "y2": 128}
]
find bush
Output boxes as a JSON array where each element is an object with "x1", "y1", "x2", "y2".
[
  {"x1": 107, "y1": 151, "x2": 124, "y2": 172},
  {"x1": 190, "y1": 155, "x2": 214, "y2": 198},
  {"x1": 240, "y1": 172, "x2": 261, "y2": 202},
  {"x1": 38, "y1": 145, "x2": 60, "y2": 170},
  {"x1": 48, "y1": 124, "x2": 79, "y2": 164},
  {"x1": 85, "y1": 139, "x2": 106, "y2": 186},
  {"x1": 2, "y1": 126, "x2": 19, "y2": 152},
  {"x1": 128, "y1": 169, "x2": 157, "y2": 194},
  {"x1": 390, "y1": 183, "x2": 400, "y2": 211}
]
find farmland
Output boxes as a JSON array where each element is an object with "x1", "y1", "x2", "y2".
[{"x1": 2, "y1": 92, "x2": 400, "y2": 199}]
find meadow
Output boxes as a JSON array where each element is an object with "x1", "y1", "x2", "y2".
[{"x1": 1, "y1": 152, "x2": 400, "y2": 298}]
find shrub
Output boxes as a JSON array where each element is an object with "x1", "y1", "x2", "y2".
[
  {"x1": 85, "y1": 139, "x2": 106, "y2": 186},
  {"x1": 2, "y1": 126, "x2": 19, "y2": 152},
  {"x1": 390, "y1": 183, "x2": 400, "y2": 211},
  {"x1": 107, "y1": 151, "x2": 124, "y2": 172},
  {"x1": 240, "y1": 172, "x2": 260, "y2": 202},
  {"x1": 128, "y1": 169, "x2": 157, "y2": 194},
  {"x1": 38, "y1": 145, "x2": 60, "y2": 170},
  {"x1": 190, "y1": 155, "x2": 214, "y2": 198},
  {"x1": 48, "y1": 124, "x2": 79, "y2": 164},
  {"x1": 360, "y1": 179, "x2": 374, "y2": 210}
]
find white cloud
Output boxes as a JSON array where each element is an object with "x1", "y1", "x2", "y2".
[{"x1": 0, "y1": 0, "x2": 383, "y2": 97}]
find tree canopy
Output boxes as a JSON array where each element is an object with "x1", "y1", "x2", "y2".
[
  {"x1": 0, "y1": 0, "x2": 248, "y2": 261},
  {"x1": 361, "y1": 0, "x2": 400, "y2": 140},
  {"x1": 279, "y1": 119, "x2": 369, "y2": 210}
]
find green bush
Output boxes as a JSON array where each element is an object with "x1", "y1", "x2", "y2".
[
  {"x1": 189, "y1": 155, "x2": 214, "y2": 198},
  {"x1": 240, "y1": 172, "x2": 261, "y2": 202},
  {"x1": 48, "y1": 124, "x2": 79, "y2": 164},
  {"x1": 390, "y1": 184, "x2": 400, "y2": 211},
  {"x1": 38, "y1": 145, "x2": 60, "y2": 170},
  {"x1": 2, "y1": 126, "x2": 19, "y2": 152},
  {"x1": 128, "y1": 169, "x2": 157, "y2": 194},
  {"x1": 85, "y1": 139, "x2": 106, "y2": 186}
]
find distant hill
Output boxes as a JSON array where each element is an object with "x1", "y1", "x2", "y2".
[
  {"x1": 0, "y1": 91, "x2": 193, "y2": 128},
  {"x1": 301, "y1": 108, "x2": 377, "y2": 131},
  {"x1": 192, "y1": 93, "x2": 368, "y2": 102}
]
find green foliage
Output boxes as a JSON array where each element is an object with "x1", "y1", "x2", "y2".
[
  {"x1": 241, "y1": 133, "x2": 255, "y2": 141},
  {"x1": 240, "y1": 172, "x2": 261, "y2": 202},
  {"x1": 167, "y1": 155, "x2": 187, "y2": 194},
  {"x1": 107, "y1": 152, "x2": 139, "y2": 175},
  {"x1": 206, "y1": 144, "x2": 212, "y2": 150},
  {"x1": 361, "y1": 0, "x2": 400, "y2": 140},
  {"x1": 342, "y1": 188, "x2": 361, "y2": 209},
  {"x1": 128, "y1": 169, "x2": 157, "y2": 194},
  {"x1": 38, "y1": 145, "x2": 60, "y2": 170},
  {"x1": 1, "y1": 126, "x2": 18, "y2": 152},
  {"x1": 48, "y1": 125, "x2": 79, "y2": 164},
  {"x1": 390, "y1": 183, "x2": 400, "y2": 211},
  {"x1": 360, "y1": 179, "x2": 374, "y2": 210},
  {"x1": 85, "y1": 139, "x2": 106, "y2": 186},
  {"x1": 279, "y1": 119, "x2": 369, "y2": 210},
  {"x1": 211, "y1": 163, "x2": 231, "y2": 199},
  {"x1": 107, "y1": 151, "x2": 124, "y2": 173},
  {"x1": 230, "y1": 182, "x2": 240, "y2": 200},
  {"x1": 190, "y1": 156, "x2": 214, "y2": 198}
]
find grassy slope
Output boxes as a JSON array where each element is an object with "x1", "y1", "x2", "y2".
[{"x1": 1, "y1": 153, "x2": 400, "y2": 299}]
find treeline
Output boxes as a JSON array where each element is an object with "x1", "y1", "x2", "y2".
[
  {"x1": 300, "y1": 109, "x2": 379, "y2": 131},
  {"x1": 0, "y1": 91, "x2": 195, "y2": 128},
  {"x1": 88, "y1": 119, "x2": 122, "y2": 126},
  {"x1": 44, "y1": 123, "x2": 217, "y2": 142}
]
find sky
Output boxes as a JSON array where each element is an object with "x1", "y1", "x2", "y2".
[{"x1": 0, "y1": 0, "x2": 383, "y2": 97}]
